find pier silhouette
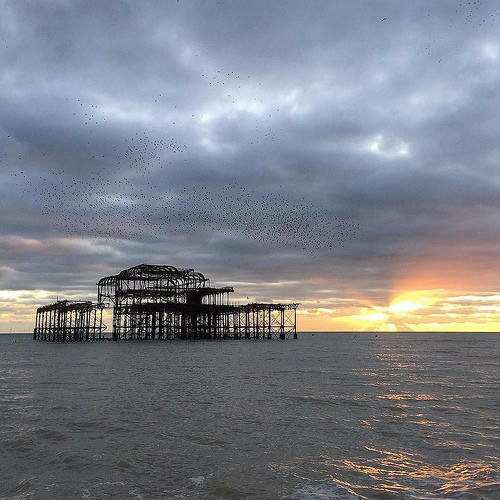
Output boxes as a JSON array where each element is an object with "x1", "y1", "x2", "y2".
[{"x1": 34, "y1": 264, "x2": 299, "y2": 342}]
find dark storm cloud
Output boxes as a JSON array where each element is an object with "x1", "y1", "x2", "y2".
[{"x1": 1, "y1": 0, "x2": 499, "y2": 315}]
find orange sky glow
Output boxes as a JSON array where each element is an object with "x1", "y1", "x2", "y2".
[
  {"x1": 292, "y1": 256, "x2": 500, "y2": 332},
  {"x1": 1, "y1": 252, "x2": 499, "y2": 334},
  {"x1": 297, "y1": 290, "x2": 500, "y2": 332},
  {"x1": 2, "y1": 287, "x2": 500, "y2": 333}
]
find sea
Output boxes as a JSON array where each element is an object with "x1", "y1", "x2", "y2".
[{"x1": 0, "y1": 332, "x2": 498, "y2": 499}]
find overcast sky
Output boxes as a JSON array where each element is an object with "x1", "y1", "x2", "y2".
[{"x1": 1, "y1": 0, "x2": 499, "y2": 332}]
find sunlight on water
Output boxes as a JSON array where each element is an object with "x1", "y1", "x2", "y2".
[
  {"x1": 377, "y1": 393, "x2": 439, "y2": 401},
  {"x1": 0, "y1": 332, "x2": 498, "y2": 499},
  {"x1": 333, "y1": 448, "x2": 498, "y2": 497}
]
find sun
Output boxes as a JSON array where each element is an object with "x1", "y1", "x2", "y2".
[
  {"x1": 388, "y1": 291, "x2": 436, "y2": 313},
  {"x1": 388, "y1": 299, "x2": 425, "y2": 314},
  {"x1": 356, "y1": 293, "x2": 438, "y2": 331}
]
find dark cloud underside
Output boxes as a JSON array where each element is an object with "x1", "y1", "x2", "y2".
[{"x1": 1, "y1": 0, "x2": 499, "y2": 320}]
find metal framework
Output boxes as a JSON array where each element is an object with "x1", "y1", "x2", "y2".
[
  {"x1": 33, "y1": 300, "x2": 106, "y2": 342},
  {"x1": 34, "y1": 264, "x2": 299, "y2": 342}
]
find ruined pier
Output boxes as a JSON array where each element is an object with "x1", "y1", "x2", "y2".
[{"x1": 34, "y1": 264, "x2": 299, "y2": 342}]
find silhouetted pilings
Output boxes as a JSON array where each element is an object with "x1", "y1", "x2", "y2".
[{"x1": 33, "y1": 300, "x2": 106, "y2": 342}]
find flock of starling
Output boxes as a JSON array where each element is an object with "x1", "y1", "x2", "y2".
[
  {"x1": 3, "y1": 86, "x2": 363, "y2": 256},
  {"x1": 420, "y1": 1, "x2": 499, "y2": 61},
  {"x1": 2, "y1": 2, "x2": 497, "y2": 256}
]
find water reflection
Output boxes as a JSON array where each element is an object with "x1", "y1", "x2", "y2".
[
  {"x1": 378, "y1": 393, "x2": 439, "y2": 401},
  {"x1": 319, "y1": 448, "x2": 498, "y2": 498},
  {"x1": 1, "y1": 333, "x2": 498, "y2": 499}
]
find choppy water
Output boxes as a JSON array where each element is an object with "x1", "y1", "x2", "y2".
[{"x1": 0, "y1": 332, "x2": 498, "y2": 499}]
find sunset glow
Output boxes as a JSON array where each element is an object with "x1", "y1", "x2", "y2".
[
  {"x1": 1, "y1": 2, "x2": 499, "y2": 335},
  {"x1": 3, "y1": 285, "x2": 500, "y2": 333},
  {"x1": 297, "y1": 290, "x2": 500, "y2": 332}
]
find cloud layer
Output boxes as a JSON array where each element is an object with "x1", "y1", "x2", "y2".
[{"x1": 1, "y1": 1, "x2": 500, "y2": 331}]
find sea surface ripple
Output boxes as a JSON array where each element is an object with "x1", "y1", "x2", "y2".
[{"x1": 0, "y1": 332, "x2": 498, "y2": 499}]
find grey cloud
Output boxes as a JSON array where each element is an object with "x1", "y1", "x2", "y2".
[{"x1": 1, "y1": 0, "x2": 499, "y2": 317}]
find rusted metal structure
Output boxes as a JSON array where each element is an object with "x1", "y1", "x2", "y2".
[
  {"x1": 33, "y1": 300, "x2": 106, "y2": 342},
  {"x1": 34, "y1": 264, "x2": 299, "y2": 342}
]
